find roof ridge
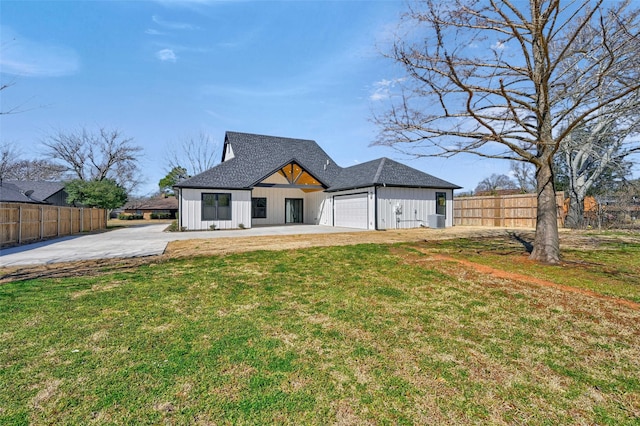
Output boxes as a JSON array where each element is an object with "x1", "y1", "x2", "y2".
[
  {"x1": 372, "y1": 157, "x2": 386, "y2": 183},
  {"x1": 226, "y1": 130, "x2": 316, "y2": 144}
]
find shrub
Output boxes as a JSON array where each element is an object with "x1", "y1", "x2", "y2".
[
  {"x1": 117, "y1": 213, "x2": 143, "y2": 220},
  {"x1": 151, "y1": 212, "x2": 172, "y2": 219}
]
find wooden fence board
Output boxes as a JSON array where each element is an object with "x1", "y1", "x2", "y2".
[
  {"x1": 454, "y1": 192, "x2": 565, "y2": 228},
  {"x1": 0, "y1": 203, "x2": 106, "y2": 247}
]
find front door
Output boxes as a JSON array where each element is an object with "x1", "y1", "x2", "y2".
[{"x1": 285, "y1": 198, "x2": 303, "y2": 223}]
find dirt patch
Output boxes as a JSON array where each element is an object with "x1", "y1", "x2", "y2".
[{"x1": 417, "y1": 251, "x2": 640, "y2": 311}]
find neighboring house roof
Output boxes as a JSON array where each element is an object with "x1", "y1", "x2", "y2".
[
  {"x1": 174, "y1": 131, "x2": 460, "y2": 191},
  {"x1": 0, "y1": 182, "x2": 47, "y2": 204},
  {"x1": 4, "y1": 180, "x2": 66, "y2": 202},
  {"x1": 124, "y1": 196, "x2": 178, "y2": 210},
  {"x1": 327, "y1": 157, "x2": 461, "y2": 192}
]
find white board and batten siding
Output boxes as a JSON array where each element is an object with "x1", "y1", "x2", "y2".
[
  {"x1": 251, "y1": 186, "x2": 327, "y2": 226},
  {"x1": 179, "y1": 188, "x2": 251, "y2": 230},
  {"x1": 376, "y1": 187, "x2": 454, "y2": 230}
]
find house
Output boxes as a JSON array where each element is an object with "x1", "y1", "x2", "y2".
[
  {"x1": 174, "y1": 132, "x2": 461, "y2": 231},
  {"x1": 123, "y1": 195, "x2": 179, "y2": 219},
  {"x1": 0, "y1": 180, "x2": 70, "y2": 206}
]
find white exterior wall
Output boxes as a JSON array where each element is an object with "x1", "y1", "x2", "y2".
[
  {"x1": 179, "y1": 184, "x2": 455, "y2": 231},
  {"x1": 328, "y1": 187, "x2": 376, "y2": 230},
  {"x1": 250, "y1": 187, "x2": 326, "y2": 226},
  {"x1": 179, "y1": 188, "x2": 251, "y2": 230},
  {"x1": 305, "y1": 190, "x2": 331, "y2": 225},
  {"x1": 376, "y1": 187, "x2": 454, "y2": 229}
]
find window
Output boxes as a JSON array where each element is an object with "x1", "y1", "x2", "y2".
[
  {"x1": 436, "y1": 192, "x2": 446, "y2": 216},
  {"x1": 202, "y1": 193, "x2": 231, "y2": 220},
  {"x1": 252, "y1": 197, "x2": 267, "y2": 219}
]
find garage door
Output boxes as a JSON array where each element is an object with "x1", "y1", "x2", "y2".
[{"x1": 334, "y1": 193, "x2": 368, "y2": 229}]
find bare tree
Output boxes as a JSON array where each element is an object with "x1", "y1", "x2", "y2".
[
  {"x1": 2, "y1": 142, "x2": 67, "y2": 181},
  {"x1": 0, "y1": 81, "x2": 19, "y2": 115},
  {"x1": 559, "y1": 101, "x2": 640, "y2": 229},
  {"x1": 0, "y1": 142, "x2": 20, "y2": 181},
  {"x1": 373, "y1": 0, "x2": 640, "y2": 263},
  {"x1": 42, "y1": 127, "x2": 143, "y2": 192},
  {"x1": 2, "y1": 158, "x2": 67, "y2": 181},
  {"x1": 165, "y1": 132, "x2": 219, "y2": 176},
  {"x1": 475, "y1": 173, "x2": 517, "y2": 195},
  {"x1": 510, "y1": 161, "x2": 536, "y2": 193},
  {"x1": 0, "y1": 79, "x2": 40, "y2": 115}
]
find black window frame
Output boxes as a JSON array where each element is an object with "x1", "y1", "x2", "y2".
[
  {"x1": 252, "y1": 197, "x2": 267, "y2": 219},
  {"x1": 435, "y1": 192, "x2": 447, "y2": 217},
  {"x1": 202, "y1": 193, "x2": 232, "y2": 221}
]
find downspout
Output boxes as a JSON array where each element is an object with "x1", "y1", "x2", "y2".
[
  {"x1": 331, "y1": 195, "x2": 335, "y2": 227},
  {"x1": 374, "y1": 185, "x2": 379, "y2": 230},
  {"x1": 176, "y1": 187, "x2": 183, "y2": 231}
]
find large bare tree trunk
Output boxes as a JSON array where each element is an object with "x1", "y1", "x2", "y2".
[
  {"x1": 565, "y1": 188, "x2": 585, "y2": 229},
  {"x1": 531, "y1": 159, "x2": 560, "y2": 263}
]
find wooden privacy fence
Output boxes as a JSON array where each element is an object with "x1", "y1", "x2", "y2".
[
  {"x1": 454, "y1": 192, "x2": 566, "y2": 228},
  {"x1": 0, "y1": 203, "x2": 107, "y2": 247}
]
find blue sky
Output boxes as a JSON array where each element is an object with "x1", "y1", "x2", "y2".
[{"x1": 1, "y1": 0, "x2": 507, "y2": 196}]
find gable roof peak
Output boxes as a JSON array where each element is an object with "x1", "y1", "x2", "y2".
[{"x1": 177, "y1": 131, "x2": 343, "y2": 189}]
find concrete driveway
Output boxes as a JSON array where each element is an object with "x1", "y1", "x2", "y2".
[{"x1": 0, "y1": 224, "x2": 366, "y2": 267}]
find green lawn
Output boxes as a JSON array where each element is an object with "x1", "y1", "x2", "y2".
[{"x1": 1, "y1": 241, "x2": 639, "y2": 425}]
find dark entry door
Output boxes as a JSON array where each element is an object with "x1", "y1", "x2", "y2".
[{"x1": 285, "y1": 198, "x2": 303, "y2": 223}]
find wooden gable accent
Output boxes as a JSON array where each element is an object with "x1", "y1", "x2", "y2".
[{"x1": 255, "y1": 162, "x2": 324, "y2": 192}]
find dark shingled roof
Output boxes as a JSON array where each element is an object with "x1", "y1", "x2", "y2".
[
  {"x1": 0, "y1": 182, "x2": 47, "y2": 203},
  {"x1": 124, "y1": 196, "x2": 179, "y2": 210},
  {"x1": 174, "y1": 132, "x2": 460, "y2": 192},
  {"x1": 4, "y1": 180, "x2": 66, "y2": 202},
  {"x1": 175, "y1": 132, "x2": 342, "y2": 189},
  {"x1": 327, "y1": 158, "x2": 461, "y2": 192}
]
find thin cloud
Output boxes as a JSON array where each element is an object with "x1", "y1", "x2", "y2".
[
  {"x1": 156, "y1": 49, "x2": 177, "y2": 62},
  {"x1": 152, "y1": 15, "x2": 200, "y2": 30},
  {"x1": 0, "y1": 27, "x2": 80, "y2": 77},
  {"x1": 369, "y1": 78, "x2": 403, "y2": 101},
  {"x1": 145, "y1": 29, "x2": 165, "y2": 36},
  {"x1": 491, "y1": 41, "x2": 507, "y2": 51}
]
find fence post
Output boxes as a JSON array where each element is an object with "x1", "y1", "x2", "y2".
[
  {"x1": 40, "y1": 206, "x2": 44, "y2": 240},
  {"x1": 57, "y1": 207, "x2": 60, "y2": 236},
  {"x1": 18, "y1": 205, "x2": 22, "y2": 244}
]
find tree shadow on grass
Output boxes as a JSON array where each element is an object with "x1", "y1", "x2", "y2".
[{"x1": 508, "y1": 232, "x2": 534, "y2": 254}]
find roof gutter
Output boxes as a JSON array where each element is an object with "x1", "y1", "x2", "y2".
[{"x1": 374, "y1": 185, "x2": 379, "y2": 231}]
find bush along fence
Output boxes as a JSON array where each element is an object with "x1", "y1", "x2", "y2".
[
  {"x1": 0, "y1": 203, "x2": 107, "y2": 247},
  {"x1": 454, "y1": 192, "x2": 566, "y2": 228}
]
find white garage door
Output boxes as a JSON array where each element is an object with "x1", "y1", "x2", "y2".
[{"x1": 334, "y1": 193, "x2": 368, "y2": 229}]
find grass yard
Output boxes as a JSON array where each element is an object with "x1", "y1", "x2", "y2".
[{"x1": 1, "y1": 236, "x2": 639, "y2": 425}]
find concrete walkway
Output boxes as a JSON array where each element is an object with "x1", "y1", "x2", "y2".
[{"x1": 0, "y1": 224, "x2": 366, "y2": 267}]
